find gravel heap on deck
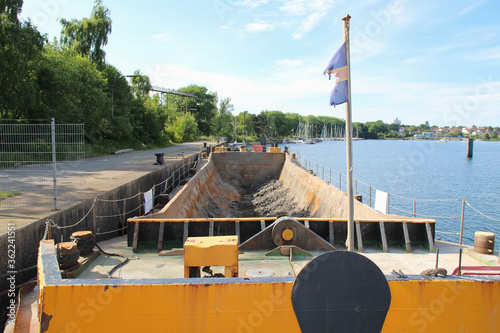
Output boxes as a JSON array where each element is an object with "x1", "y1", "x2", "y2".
[
  {"x1": 249, "y1": 179, "x2": 310, "y2": 217},
  {"x1": 202, "y1": 178, "x2": 310, "y2": 218}
]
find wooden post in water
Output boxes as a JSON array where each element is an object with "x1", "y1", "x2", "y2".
[
  {"x1": 460, "y1": 199, "x2": 466, "y2": 245},
  {"x1": 467, "y1": 138, "x2": 473, "y2": 158}
]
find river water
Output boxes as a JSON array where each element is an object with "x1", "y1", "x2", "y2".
[{"x1": 280, "y1": 139, "x2": 500, "y2": 253}]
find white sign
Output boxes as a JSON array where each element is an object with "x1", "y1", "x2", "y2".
[
  {"x1": 375, "y1": 190, "x2": 388, "y2": 214},
  {"x1": 144, "y1": 189, "x2": 153, "y2": 214}
]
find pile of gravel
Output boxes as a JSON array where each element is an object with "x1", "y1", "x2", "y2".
[
  {"x1": 199, "y1": 178, "x2": 310, "y2": 218},
  {"x1": 251, "y1": 180, "x2": 310, "y2": 217}
]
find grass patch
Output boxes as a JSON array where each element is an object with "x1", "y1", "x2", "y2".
[
  {"x1": 0, "y1": 192, "x2": 21, "y2": 205},
  {"x1": 0, "y1": 192, "x2": 21, "y2": 199},
  {"x1": 85, "y1": 139, "x2": 175, "y2": 157}
]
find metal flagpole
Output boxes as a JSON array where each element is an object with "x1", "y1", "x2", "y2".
[{"x1": 343, "y1": 14, "x2": 355, "y2": 251}]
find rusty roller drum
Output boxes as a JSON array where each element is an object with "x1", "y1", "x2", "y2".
[
  {"x1": 56, "y1": 242, "x2": 80, "y2": 269},
  {"x1": 71, "y1": 231, "x2": 95, "y2": 255},
  {"x1": 474, "y1": 231, "x2": 495, "y2": 255}
]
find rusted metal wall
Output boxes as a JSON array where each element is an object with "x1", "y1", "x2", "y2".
[
  {"x1": 280, "y1": 154, "x2": 397, "y2": 219},
  {"x1": 155, "y1": 152, "x2": 286, "y2": 218}
]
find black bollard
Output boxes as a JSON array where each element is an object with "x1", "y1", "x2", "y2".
[{"x1": 154, "y1": 153, "x2": 165, "y2": 165}]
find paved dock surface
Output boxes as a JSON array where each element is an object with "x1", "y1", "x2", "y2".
[{"x1": 0, "y1": 141, "x2": 214, "y2": 234}]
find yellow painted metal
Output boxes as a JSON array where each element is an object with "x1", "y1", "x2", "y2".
[
  {"x1": 36, "y1": 240, "x2": 500, "y2": 332},
  {"x1": 383, "y1": 279, "x2": 500, "y2": 332},
  {"x1": 282, "y1": 228, "x2": 294, "y2": 241},
  {"x1": 37, "y1": 277, "x2": 500, "y2": 332},
  {"x1": 269, "y1": 147, "x2": 281, "y2": 153},
  {"x1": 38, "y1": 282, "x2": 297, "y2": 332},
  {"x1": 214, "y1": 147, "x2": 228, "y2": 152},
  {"x1": 184, "y1": 235, "x2": 239, "y2": 277}
]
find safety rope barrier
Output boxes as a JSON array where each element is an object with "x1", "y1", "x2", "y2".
[
  {"x1": 96, "y1": 225, "x2": 128, "y2": 236},
  {"x1": 45, "y1": 198, "x2": 97, "y2": 231},
  {"x1": 465, "y1": 200, "x2": 500, "y2": 223},
  {"x1": 42, "y1": 157, "x2": 197, "y2": 236}
]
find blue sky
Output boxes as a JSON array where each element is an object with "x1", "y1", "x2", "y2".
[{"x1": 20, "y1": 0, "x2": 500, "y2": 127}]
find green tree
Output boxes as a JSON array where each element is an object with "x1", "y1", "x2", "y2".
[
  {"x1": 166, "y1": 112, "x2": 198, "y2": 143},
  {"x1": 35, "y1": 45, "x2": 110, "y2": 140},
  {"x1": 101, "y1": 64, "x2": 134, "y2": 142},
  {"x1": 449, "y1": 128, "x2": 462, "y2": 137},
  {"x1": 366, "y1": 120, "x2": 387, "y2": 138},
  {"x1": 129, "y1": 93, "x2": 167, "y2": 144},
  {"x1": 60, "y1": 0, "x2": 112, "y2": 66},
  {"x1": 236, "y1": 111, "x2": 254, "y2": 138},
  {"x1": 178, "y1": 85, "x2": 217, "y2": 136},
  {"x1": 419, "y1": 122, "x2": 430, "y2": 132},
  {"x1": 491, "y1": 131, "x2": 498, "y2": 139},
  {"x1": 263, "y1": 110, "x2": 287, "y2": 137},
  {"x1": 353, "y1": 122, "x2": 368, "y2": 138},
  {"x1": 389, "y1": 123, "x2": 400, "y2": 132},
  {"x1": 0, "y1": 0, "x2": 45, "y2": 118},
  {"x1": 213, "y1": 98, "x2": 234, "y2": 140},
  {"x1": 253, "y1": 113, "x2": 268, "y2": 137},
  {"x1": 285, "y1": 113, "x2": 301, "y2": 137},
  {"x1": 130, "y1": 70, "x2": 151, "y2": 98},
  {"x1": 483, "y1": 132, "x2": 490, "y2": 140}
]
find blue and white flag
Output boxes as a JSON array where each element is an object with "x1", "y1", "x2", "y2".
[{"x1": 324, "y1": 42, "x2": 349, "y2": 106}]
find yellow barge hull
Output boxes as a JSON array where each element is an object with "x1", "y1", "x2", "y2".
[{"x1": 35, "y1": 240, "x2": 500, "y2": 332}]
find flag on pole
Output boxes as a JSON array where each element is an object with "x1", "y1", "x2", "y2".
[{"x1": 324, "y1": 42, "x2": 349, "y2": 106}]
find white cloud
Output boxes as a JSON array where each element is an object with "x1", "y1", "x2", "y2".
[
  {"x1": 149, "y1": 33, "x2": 171, "y2": 42},
  {"x1": 469, "y1": 46, "x2": 500, "y2": 61},
  {"x1": 285, "y1": 0, "x2": 333, "y2": 39},
  {"x1": 401, "y1": 56, "x2": 424, "y2": 64},
  {"x1": 292, "y1": 11, "x2": 327, "y2": 39},
  {"x1": 275, "y1": 59, "x2": 303, "y2": 68},
  {"x1": 279, "y1": 0, "x2": 306, "y2": 15},
  {"x1": 145, "y1": 62, "x2": 328, "y2": 113},
  {"x1": 244, "y1": 22, "x2": 274, "y2": 32},
  {"x1": 144, "y1": 61, "x2": 500, "y2": 127},
  {"x1": 458, "y1": 0, "x2": 489, "y2": 16},
  {"x1": 237, "y1": 0, "x2": 268, "y2": 8}
]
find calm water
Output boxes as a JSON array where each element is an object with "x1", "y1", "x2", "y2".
[{"x1": 280, "y1": 140, "x2": 500, "y2": 253}]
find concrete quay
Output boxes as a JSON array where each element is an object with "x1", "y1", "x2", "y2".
[{"x1": 0, "y1": 141, "x2": 214, "y2": 235}]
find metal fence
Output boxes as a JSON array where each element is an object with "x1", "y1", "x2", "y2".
[{"x1": 0, "y1": 119, "x2": 85, "y2": 209}]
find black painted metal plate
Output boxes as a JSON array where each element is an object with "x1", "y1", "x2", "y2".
[{"x1": 291, "y1": 251, "x2": 391, "y2": 333}]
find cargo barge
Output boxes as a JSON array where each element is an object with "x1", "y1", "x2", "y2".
[{"x1": 6, "y1": 149, "x2": 500, "y2": 332}]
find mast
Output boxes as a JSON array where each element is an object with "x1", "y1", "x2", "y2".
[{"x1": 343, "y1": 14, "x2": 355, "y2": 252}]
